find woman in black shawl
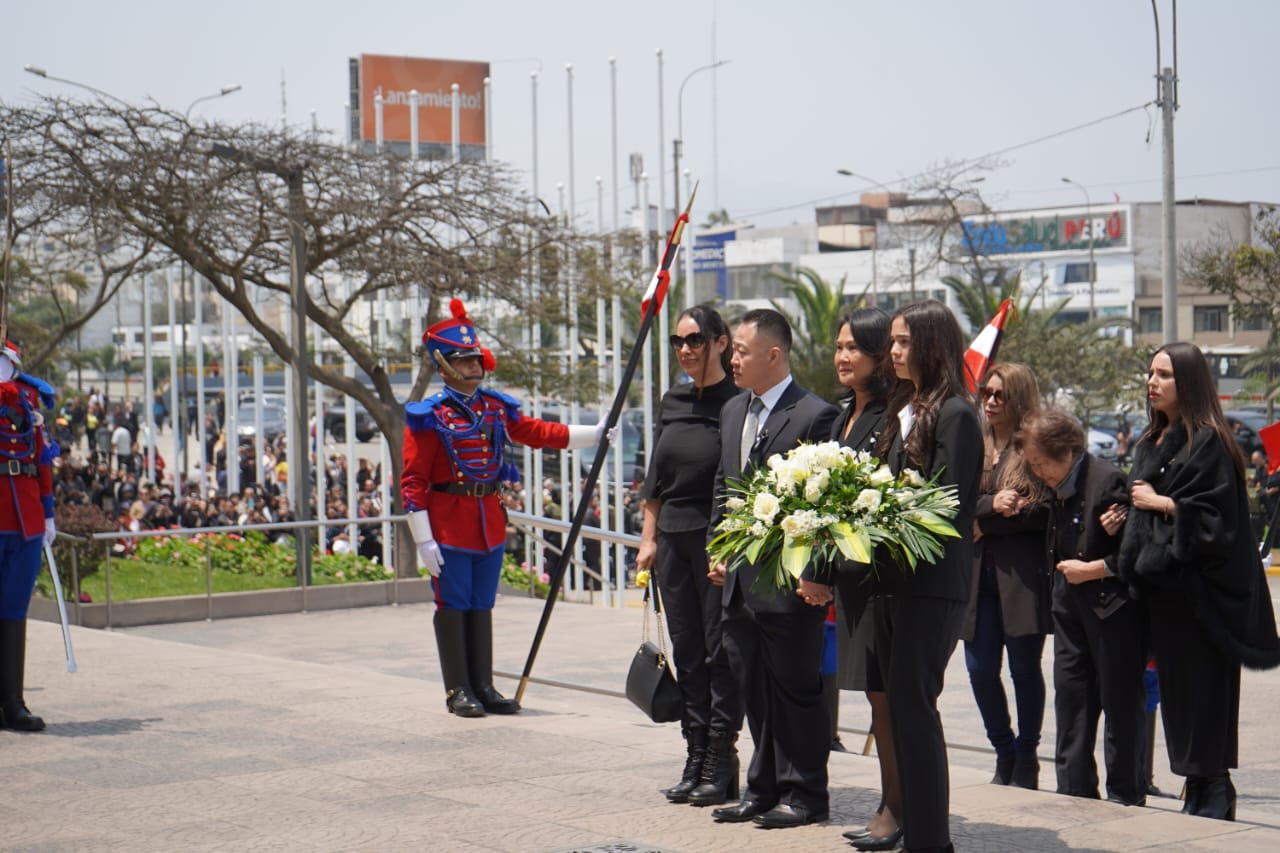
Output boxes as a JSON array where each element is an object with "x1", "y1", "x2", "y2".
[{"x1": 1114, "y1": 342, "x2": 1280, "y2": 820}]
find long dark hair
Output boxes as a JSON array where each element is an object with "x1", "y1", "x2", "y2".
[
  {"x1": 1140, "y1": 342, "x2": 1246, "y2": 479},
  {"x1": 878, "y1": 299, "x2": 973, "y2": 467},
  {"x1": 676, "y1": 303, "x2": 732, "y2": 396},
  {"x1": 836, "y1": 306, "x2": 893, "y2": 406}
]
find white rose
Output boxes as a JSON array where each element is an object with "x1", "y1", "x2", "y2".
[
  {"x1": 752, "y1": 491, "x2": 780, "y2": 524},
  {"x1": 869, "y1": 465, "x2": 895, "y2": 487},
  {"x1": 900, "y1": 468, "x2": 926, "y2": 488},
  {"x1": 855, "y1": 488, "x2": 883, "y2": 513},
  {"x1": 803, "y1": 469, "x2": 830, "y2": 504},
  {"x1": 725, "y1": 496, "x2": 747, "y2": 511}
]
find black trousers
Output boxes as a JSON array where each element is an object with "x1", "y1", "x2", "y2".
[
  {"x1": 1052, "y1": 585, "x2": 1147, "y2": 804},
  {"x1": 876, "y1": 595, "x2": 963, "y2": 851},
  {"x1": 721, "y1": 593, "x2": 829, "y2": 812},
  {"x1": 1148, "y1": 587, "x2": 1239, "y2": 777},
  {"x1": 654, "y1": 528, "x2": 740, "y2": 731}
]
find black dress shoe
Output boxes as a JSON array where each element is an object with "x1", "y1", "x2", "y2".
[
  {"x1": 843, "y1": 828, "x2": 872, "y2": 841},
  {"x1": 851, "y1": 826, "x2": 903, "y2": 851},
  {"x1": 752, "y1": 802, "x2": 828, "y2": 828},
  {"x1": 712, "y1": 798, "x2": 774, "y2": 823}
]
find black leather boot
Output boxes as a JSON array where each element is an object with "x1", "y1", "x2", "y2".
[
  {"x1": 0, "y1": 620, "x2": 45, "y2": 732},
  {"x1": 992, "y1": 752, "x2": 1015, "y2": 785},
  {"x1": 687, "y1": 729, "x2": 739, "y2": 806},
  {"x1": 665, "y1": 726, "x2": 708, "y2": 803},
  {"x1": 433, "y1": 610, "x2": 484, "y2": 718},
  {"x1": 1183, "y1": 773, "x2": 1236, "y2": 821},
  {"x1": 1011, "y1": 754, "x2": 1039, "y2": 790},
  {"x1": 465, "y1": 610, "x2": 519, "y2": 714}
]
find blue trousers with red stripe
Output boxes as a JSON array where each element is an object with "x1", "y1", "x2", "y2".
[
  {"x1": 0, "y1": 533, "x2": 43, "y2": 620},
  {"x1": 432, "y1": 544, "x2": 503, "y2": 611}
]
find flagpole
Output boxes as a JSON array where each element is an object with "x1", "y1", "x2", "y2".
[
  {"x1": 515, "y1": 184, "x2": 699, "y2": 703},
  {"x1": 1, "y1": 140, "x2": 13, "y2": 342}
]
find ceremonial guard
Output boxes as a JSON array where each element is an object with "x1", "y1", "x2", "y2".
[
  {"x1": 0, "y1": 341, "x2": 58, "y2": 731},
  {"x1": 401, "y1": 300, "x2": 604, "y2": 718}
]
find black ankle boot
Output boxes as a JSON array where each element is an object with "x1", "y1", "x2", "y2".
[
  {"x1": 465, "y1": 610, "x2": 519, "y2": 714},
  {"x1": 1011, "y1": 754, "x2": 1039, "y2": 790},
  {"x1": 434, "y1": 610, "x2": 484, "y2": 718},
  {"x1": 992, "y1": 752, "x2": 1014, "y2": 785},
  {"x1": 0, "y1": 620, "x2": 45, "y2": 732},
  {"x1": 666, "y1": 726, "x2": 708, "y2": 803},
  {"x1": 687, "y1": 729, "x2": 739, "y2": 806},
  {"x1": 1184, "y1": 773, "x2": 1236, "y2": 821}
]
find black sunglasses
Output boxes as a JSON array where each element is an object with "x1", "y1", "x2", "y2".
[{"x1": 669, "y1": 332, "x2": 709, "y2": 350}]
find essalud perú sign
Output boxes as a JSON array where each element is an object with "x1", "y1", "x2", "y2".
[{"x1": 961, "y1": 207, "x2": 1129, "y2": 255}]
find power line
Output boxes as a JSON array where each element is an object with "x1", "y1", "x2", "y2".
[{"x1": 740, "y1": 101, "x2": 1155, "y2": 220}]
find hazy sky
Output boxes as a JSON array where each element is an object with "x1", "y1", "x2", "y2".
[{"x1": 5, "y1": 1, "x2": 1277, "y2": 229}]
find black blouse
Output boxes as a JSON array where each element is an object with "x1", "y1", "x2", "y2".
[{"x1": 641, "y1": 375, "x2": 742, "y2": 533}]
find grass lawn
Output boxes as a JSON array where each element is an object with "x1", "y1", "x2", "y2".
[{"x1": 75, "y1": 556, "x2": 391, "y2": 602}]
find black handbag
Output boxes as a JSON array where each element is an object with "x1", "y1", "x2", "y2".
[{"x1": 625, "y1": 582, "x2": 682, "y2": 723}]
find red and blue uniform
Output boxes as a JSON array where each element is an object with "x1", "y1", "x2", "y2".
[
  {"x1": 0, "y1": 376, "x2": 57, "y2": 621},
  {"x1": 401, "y1": 387, "x2": 568, "y2": 610}
]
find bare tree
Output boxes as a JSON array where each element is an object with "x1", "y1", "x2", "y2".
[{"x1": 2, "y1": 94, "x2": 624, "y2": 571}]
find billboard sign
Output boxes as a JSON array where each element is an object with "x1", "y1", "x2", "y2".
[
  {"x1": 354, "y1": 54, "x2": 489, "y2": 149},
  {"x1": 961, "y1": 206, "x2": 1130, "y2": 255}
]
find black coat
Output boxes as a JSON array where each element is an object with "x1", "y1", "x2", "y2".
[
  {"x1": 1049, "y1": 453, "x2": 1133, "y2": 620},
  {"x1": 1115, "y1": 423, "x2": 1280, "y2": 670},
  {"x1": 962, "y1": 452, "x2": 1052, "y2": 640},
  {"x1": 712, "y1": 379, "x2": 839, "y2": 614},
  {"x1": 830, "y1": 399, "x2": 888, "y2": 626},
  {"x1": 872, "y1": 396, "x2": 983, "y2": 602}
]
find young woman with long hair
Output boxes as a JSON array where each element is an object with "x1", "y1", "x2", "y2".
[
  {"x1": 1114, "y1": 342, "x2": 1280, "y2": 820},
  {"x1": 853, "y1": 300, "x2": 983, "y2": 853}
]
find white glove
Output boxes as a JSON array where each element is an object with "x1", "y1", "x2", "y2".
[
  {"x1": 407, "y1": 510, "x2": 444, "y2": 577},
  {"x1": 564, "y1": 422, "x2": 618, "y2": 450},
  {"x1": 44, "y1": 518, "x2": 56, "y2": 547}
]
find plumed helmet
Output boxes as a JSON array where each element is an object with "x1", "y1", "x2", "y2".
[
  {"x1": 1, "y1": 340, "x2": 21, "y2": 370},
  {"x1": 422, "y1": 298, "x2": 497, "y2": 373}
]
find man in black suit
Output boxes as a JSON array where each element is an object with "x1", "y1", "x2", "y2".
[{"x1": 707, "y1": 308, "x2": 839, "y2": 829}]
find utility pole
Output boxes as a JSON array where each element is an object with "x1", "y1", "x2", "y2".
[{"x1": 1159, "y1": 65, "x2": 1178, "y2": 342}]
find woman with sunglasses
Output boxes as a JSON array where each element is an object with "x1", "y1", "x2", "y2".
[
  {"x1": 829, "y1": 307, "x2": 903, "y2": 849},
  {"x1": 637, "y1": 304, "x2": 744, "y2": 806},
  {"x1": 962, "y1": 364, "x2": 1051, "y2": 790},
  {"x1": 1114, "y1": 343, "x2": 1280, "y2": 820}
]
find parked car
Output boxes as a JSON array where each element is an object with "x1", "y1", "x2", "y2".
[
  {"x1": 1087, "y1": 428, "x2": 1118, "y2": 463},
  {"x1": 322, "y1": 400, "x2": 379, "y2": 442},
  {"x1": 1224, "y1": 410, "x2": 1271, "y2": 457},
  {"x1": 236, "y1": 399, "x2": 288, "y2": 445}
]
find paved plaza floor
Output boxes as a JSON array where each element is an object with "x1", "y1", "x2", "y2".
[{"x1": 5, "y1": 593, "x2": 1280, "y2": 851}]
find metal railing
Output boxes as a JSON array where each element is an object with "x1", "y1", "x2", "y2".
[{"x1": 50, "y1": 511, "x2": 642, "y2": 628}]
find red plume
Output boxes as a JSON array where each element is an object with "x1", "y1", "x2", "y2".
[
  {"x1": 481, "y1": 348, "x2": 497, "y2": 372},
  {"x1": 450, "y1": 298, "x2": 467, "y2": 320}
]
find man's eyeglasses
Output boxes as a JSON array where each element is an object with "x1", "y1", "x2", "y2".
[
  {"x1": 669, "y1": 332, "x2": 708, "y2": 350},
  {"x1": 980, "y1": 387, "x2": 1005, "y2": 404}
]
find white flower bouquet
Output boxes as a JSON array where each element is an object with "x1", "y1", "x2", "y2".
[{"x1": 708, "y1": 440, "x2": 962, "y2": 592}]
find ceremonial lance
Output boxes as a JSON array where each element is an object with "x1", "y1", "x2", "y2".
[{"x1": 515, "y1": 183, "x2": 699, "y2": 703}]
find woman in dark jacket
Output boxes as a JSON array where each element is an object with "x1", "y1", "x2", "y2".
[
  {"x1": 636, "y1": 304, "x2": 743, "y2": 806},
  {"x1": 829, "y1": 308, "x2": 901, "y2": 846},
  {"x1": 856, "y1": 300, "x2": 983, "y2": 853},
  {"x1": 1114, "y1": 342, "x2": 1280, "y2": 820},
  {"x1": 963, "y1": 363, "x2": 1052, "y2": 789},
  {"x1": 1020, "y1": 407, "x2": 1147, "y2": 807}
]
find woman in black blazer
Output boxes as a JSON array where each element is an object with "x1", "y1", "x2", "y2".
[
  {"x1": 828, "y1": 308, "x2": 901, "y2": 846},
  {"x1": 855, "y1": 300, "x2": 982, "y2": 853},
  {"x1": 962, "y1": 363, "x2": 1052, "y2": 789},
  {"x1": 1020, "y1": 407, "x2": 1147, "y2": 807}
]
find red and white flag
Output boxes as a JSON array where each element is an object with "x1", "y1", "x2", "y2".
[
  {"x1": 1260, "y1": 421, "x2": 1280, "y2": 476},
  {"x1": 639, "y1": 268, "x2": 671, "y2": 321},
  {"x1": 963, "y1": 299, "x2": 1015, "y2": 393}
]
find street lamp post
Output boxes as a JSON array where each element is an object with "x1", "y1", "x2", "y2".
[
  {"x1": 673, "y1": 60, "x2": 730, "y2": 216},
  {"x1": 185, "y1": 84, "x2": 242, "y2": 120},
  {"x1": 835, "y1": 169, "x2": 894, "y2": 306},
  {"x1": 1061, "y1": 177, "x2": 1096, "y2": 321},
  {"x1": 23, "y1": 65, "x2": 130, "y2": 107}
]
